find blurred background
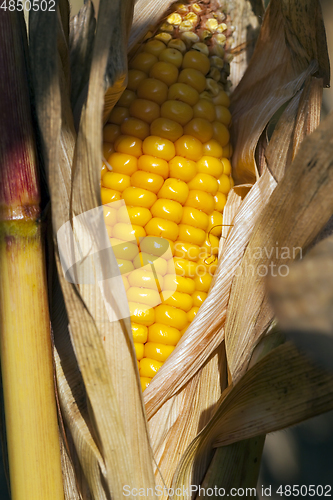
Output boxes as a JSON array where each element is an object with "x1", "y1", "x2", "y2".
[{"x1": 0, "y1": 1, "x2": 332, "y2": 498}]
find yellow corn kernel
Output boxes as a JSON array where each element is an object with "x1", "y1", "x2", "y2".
[
  {"x1": 127, "y1": 287, "x2": 161, "y2": 307},
  {"x1": 102, "y1": 172, "x2": 131, "y2": 192},
  {"x1": 102, "y1": 157, "x2": 111, "y2": 173},
  {"x1": 163, "y1": 274, "x2": 195, "y2": 294},
  {"x1": 214, "y1": 192, "x2": 227, "y2": 212},
  {"x1": 178, "y1": 68, "x2": 206, "y2": 93},
  {"x1": 149, "y1": 61, "x2": 179, "y2": 86},
  {"x1": 148, "y1": 323, "x2": 181, "y2": 345},
  {"x1": 171, "y1": 258, "x2": 197, "y2": 279},
  {"x1": 174, "y1": 241, "x2": 201, "y2": 261},
  {"x1": 168, "y1": 38, "x2": 186, "y2": 53},
  {"x1": 134, "y1": 342, "x2": 144, "y2": 361},
  {"x1": 192, "y1": 290, "x2": 207, "y2": 307},
  {"x1": 127, "y1": 69, "x2": 146, "y2": 91},
  {"x1": 143, "y1": 136, "x2": 175, "y2": 161},
  {"x1": 108, "y1": 152, "x2": 137, "y2": 175},
  {"x1": 130, "y1": 99, "x2": 160, "y2": 124},
  {"x1": 184, "y1": 190, "x2": 215, "y2": 214},
  {"x1": 178, "y1": 224, "x2": 206, "y2": 246},
  {"x1": 113, "y1": 222, "x2": 146, "y2": 242},
  {"x1": 183, "y1": 50, "x2": 210, "y2": 75},
  {"x1": 128, "y1": 269, "x2": 164, "y2": 291},
  {"x1": 110, "y1": 238, "x2": 138, "y2": 261},
  {"x1": 131, "y1": 171, "x2": 164, "y2": 194},
  {"x1": 181, "y1": 206, "x2": 209, "y2": 231},
  {"x1": 103, "y1": 206, "x2": 117, "y2": 226},
  {"x1": 193, "y1": 98, "x2": 216, "y2": 121},
  {"x1": 121, "y1": 117, "x2": 150, "y2": 140},
  {"x1": 154, "y1": 32, "x2": 172, "y2": 44},
  {"x1": 202, "y1": 140, "x2": 223, "y2": 158},
  {"x1": 201, "y1": 234, "x2": 220, "y2": 256},
  {"x1": 174, "y1": 135, "x2": 203, "y2": 162},
  {"x1": 208, "y1": 210, "x2": 223, "y2": 236},
  {"x1": 122, "y1": 186, "x2": 157, "y2": 208},
  {"x1": 132, "y1": 323, "x2": 148, "y2": 343},
  {"x1": 221, "y1": 157, "x2": 231, "y2": 175},
  {"x1": 145, "y1": 217, "x2": 179, "y2": 241},
  {"x1": 169, "y1": 156, "x2": 197, "y2": 182},
  {"x1": 137, "y1": 78, "x2": 168, "y2": 105},
  {"x1": 129, "y1": 52, "x2": 158, "y2": 73},
  {"x1": 140, "y1": 235, "x2": 171, "y2": 258},
  {"x1": 103, "y1": 124, "x2": 121, "y2": 143},
  {"x1": 114, "y1": 135, "x2": 142, "y2": 158},
  {"x1": 222, "y1": 143, "x2": 233, "y2": 158},
  {"x1": 117, "y1": 205, "x2": 152, "y2": 227},
  {"x1": 144, "y1": 39, "x2": 166, "y2": 57},
  {"x1": 116, "y1": 258, "x2": 135, "y2": 275},
  {"x1": 167, "y1": 12, "x2": 182, "y2": 25},
  {"x1": 158, "y1": 178, "x2": 189, "y2": 205},
  {"x1": 155, "y1": 304, "x2": 188, "y2": 330},
  {"x1": 212, "y1": 90, "x2": 230, "y2": 107},
  {"x1": 161, "y1": 100, "x2": 193, "y2": 127},
  {"x1": 168, "y1": 83, "x2": 199, "y2": 106},
  {"x1": 139, "y1": 358, "x2": 163, "y2": 378},
  {"x1": 108, "y1": 106, "x2": 129, "y2": 125},
  {"x1": 217, "y1": 173, "x2": 231, "y2": 194},
  {"x1": 144, "y1": 342, "x2": 175, "y2": 362},
  {"x1": 117, "y1": 89, "x2": 136, "y2": 108},
  {"x1": 187, "y1": 306, "x2": 199, "y2": 322},
  {"x1": 197, "y1": 155, "x2": 223, "y2": 178},
  {"x1": 197, "y1": 255, "x2": 218, "y2": 275},
  {"x1": 140, "y1": 377, "x2": 152, "y2": 391},
  {"x1": 150, "y1": 118, "x2": 183, "y2": 142},
  {"x1": 194, "y1": 273, "x2": 213, "y2": 292},
  {"x1": 216, "y1": 105, "x2": 232, "y2": 125},
  {"x1": 162, "y1": 290, "x2": 193, "y2": 312},
  {"x1": 133, "y1": 252, "x2": 168, "y2": 276},
  {"x1": 151, "y1": 199, "x2": 183, "y2": 223},
  {"x1": 159, "y1": 48, "x2": 183, "y2": 68},
  {"x1": 188, "y1": 173, "x2": 219, "y2": 195},
  {"x1": 138, "y1": 155, "x2": 169, "y2": 179},
  {"x1": 184, "y1": 118, "x2": 214, "y2": 143},
  {"x1": 129, "y1": 302, "x2": 155, "y2": 326},
  {"x1": 102, "y1": 142, "x2": 114, "y2": 159},
  {"x1": 101, "y1": 187, "x2": 121, "y2": 204}
]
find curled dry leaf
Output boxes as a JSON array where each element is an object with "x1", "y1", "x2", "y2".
[{"x1": 230, "y1": 0, "x2": 329, "y2": 183}]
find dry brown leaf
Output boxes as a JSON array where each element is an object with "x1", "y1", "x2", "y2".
[
  {"x1": 225, "y1": 110, "x2": 333, "y2": 385},
  {"x1": 172, "y1": 342, "x2": 333, "y2": 496},
  {"x1": 231, "y1": 0, "x2": 329, "y2": 183}
]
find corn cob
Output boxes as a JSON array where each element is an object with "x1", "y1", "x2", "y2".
[{"x1": 101, "y1": 0, "x2": 234, "y2": 391}]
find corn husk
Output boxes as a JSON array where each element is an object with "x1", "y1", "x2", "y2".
[{"x1": 22, "y1": 0, "x2": 333, "y2": 498}]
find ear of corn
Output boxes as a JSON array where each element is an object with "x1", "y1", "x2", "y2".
[{"x1": 101, "y1": 0, "x2": 234, "y2": 390}]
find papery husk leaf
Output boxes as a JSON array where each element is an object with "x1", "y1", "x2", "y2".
[
  {"x1": 30, "y1": 1, "x2": 156, "y2": 497},
  {"x1": 268, "y1": 236, "x2": 333, "y2": 371},
  {"x1": 69, "y1": 0, "x2": 96, "y2": 115},
  {"x1": 231, "y1": 0, "x2": 329, "y2": 183},
  {"x1": 129, "y1": 0, "x2": 178, "y2": 51},
  {"x1": 144, "y1": 172, "x2": 276, "y2": 419},
  {"x1": 225, "y1": 110, "x2": 333, "y2": 385},
  {"x1": 172, "y1": 342, "x2": 333, "y2": 496},
  {"x1": 60, "y1": 438, "x2": 82, "y2": 500},
  {"x1": 197, "y1": 437, "x2": 265, "y2": 499},
  {"x1": 226, "y1": 0, "x2": 264, "y2": 90}
]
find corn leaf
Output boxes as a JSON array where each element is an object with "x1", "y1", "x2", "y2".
[
  {"x1": 172, "y1": 342, "x2": 333, "y2": 496},
  {"x1": 231, "y1": 0, "x2": 329, "y2": 183}
]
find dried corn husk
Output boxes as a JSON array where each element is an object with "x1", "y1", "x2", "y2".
[{"x1": 23, "y1": 0, "x2": 333, "y2": 499}]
